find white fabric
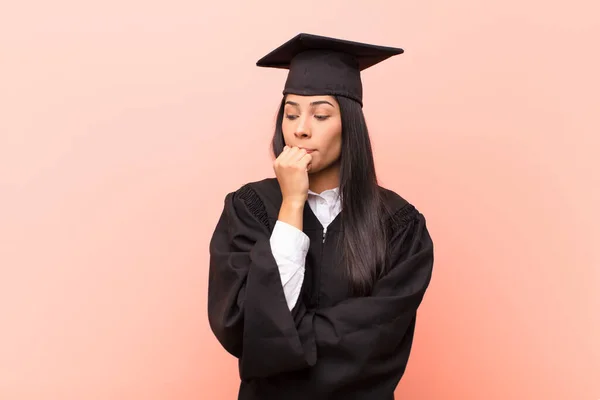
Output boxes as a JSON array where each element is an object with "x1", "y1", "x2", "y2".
[{"x1": 269, "y1": 187, "x2": 342, "y2": 310}]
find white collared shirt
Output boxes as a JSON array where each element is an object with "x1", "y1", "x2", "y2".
[{"x1": 269, "y1": 187, "x2": 342, "y2": 310}]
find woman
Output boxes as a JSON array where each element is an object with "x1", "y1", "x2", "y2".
[{"x1": 208, "y1": 33, "x2": 435, "y2": 400}]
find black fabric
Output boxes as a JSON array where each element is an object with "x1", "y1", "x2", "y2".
[
  {"x1": 208, "y1": 178, "x2": 434, "y2": 400},
  {"x1": 256, "y1": 33, "x2": 404, "y2": 106}
]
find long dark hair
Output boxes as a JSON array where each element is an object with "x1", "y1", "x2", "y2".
[{"x1": 271, "y1": 95, "x2": 390, "y2": 296}]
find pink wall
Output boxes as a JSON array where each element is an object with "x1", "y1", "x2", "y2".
[{"x1": 1, "y1": 1, "x2": 598, "y2": 399}]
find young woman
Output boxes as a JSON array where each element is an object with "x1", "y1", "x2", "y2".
[{"x1": 208, "y1": 33, "x2": 435, "y2": 400}]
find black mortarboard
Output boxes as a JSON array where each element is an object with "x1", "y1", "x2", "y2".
[{"x1": 256, "y1": 33, "x2": 404, "y2": 106}]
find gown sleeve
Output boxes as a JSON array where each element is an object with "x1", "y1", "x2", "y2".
[
  {"x1": 208, "y1": 185, "x2": 317, "y2": 379},
  {"x1": 208, "y1": 184, "x2": 434, "y2": 386},
  {"x1": 306, "y1": 203, "x2": 434, "y2": 395}
]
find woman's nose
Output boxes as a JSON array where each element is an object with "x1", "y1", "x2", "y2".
[{"x1": 294, "y1": 117, "x2": 311, "y2": 138}]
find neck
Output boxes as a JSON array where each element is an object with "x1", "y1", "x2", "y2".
[{"x1": 309, "y1": 161, "x2": 340, "y2": 194}]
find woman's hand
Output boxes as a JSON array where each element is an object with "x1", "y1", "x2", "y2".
[{"x1": 273, "y1": 146, "x2": 312, "y2": 206}]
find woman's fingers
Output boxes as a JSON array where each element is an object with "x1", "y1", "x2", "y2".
[
  {"x1": 299, "y1": 153, "x2": 313, "y2": 170},
  {"x1": 281, "y1": 146, "x2": 307, "y2": 163}
]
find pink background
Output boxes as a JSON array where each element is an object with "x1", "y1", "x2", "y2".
[{"x1": 1, "y1": 1, "x2": 598, "y2": 399}]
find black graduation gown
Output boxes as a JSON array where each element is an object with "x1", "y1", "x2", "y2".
[{"x1": 208, "y1": 177, "x2": 434, "y2": 400}]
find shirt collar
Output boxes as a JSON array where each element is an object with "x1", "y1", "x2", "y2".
[
  {"x1": 308, "y1": 187, "x2": 341, "y2": 204},
  {"x1": 308, "y1": 187, "x2": 339, "y2": 196}
]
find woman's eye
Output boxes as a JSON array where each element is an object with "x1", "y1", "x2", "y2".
[
  {"x1": 315, "y1": 115, "x2": 330, "y2": 121},
  {"x1": 285, "y1": 114, "x2": 298, "y2": 120}
]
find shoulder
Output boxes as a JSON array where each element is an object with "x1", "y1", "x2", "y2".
[
  {"x1": 243, "y1": 177, "x2": 281, "y2": 197},
  {"x1": 223, "y1": 177, "x2": 280, "y2": 230},
  {"x1": 226, "y1": 177, "x2": 279, "y2": 203},
  {"x1": 377, "y1": 185, "x2": 424, "y2": 228},
  {"x1": 377, "y1": 185, "x2": 409, "y2": 211},
  {"x1": 231, "y1": 178, "x2": 281, "y2": 209}
]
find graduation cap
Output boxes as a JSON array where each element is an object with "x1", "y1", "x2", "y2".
[{"x1": 256, "y1": 33, "x2": 404, "y2": 106}]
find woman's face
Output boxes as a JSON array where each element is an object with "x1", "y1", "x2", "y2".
[{"x1": 281, "y1": 94, "x2": 342, "y2": 174}]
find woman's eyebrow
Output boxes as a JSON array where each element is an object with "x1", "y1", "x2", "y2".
[
  {"x1": 285, "y1": 100, "x2": 334, "y2": 107},
  {"x1": 310, "y1": 100, "x2": 334, "y2": 107}
]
